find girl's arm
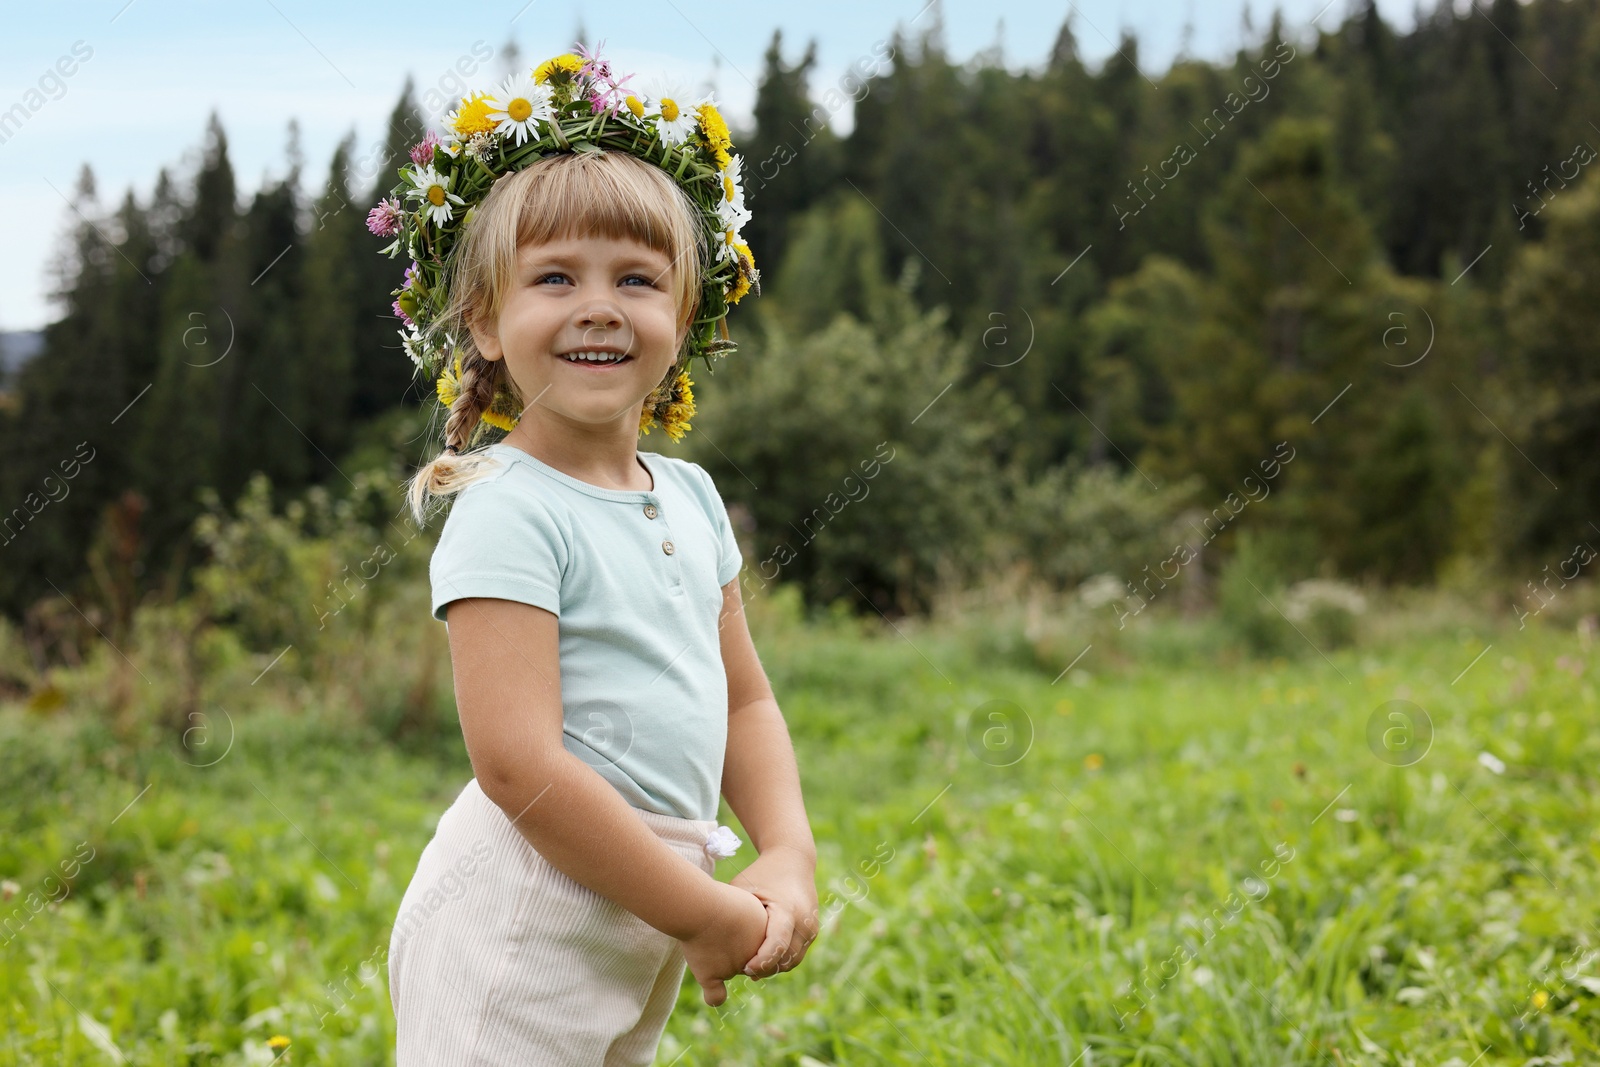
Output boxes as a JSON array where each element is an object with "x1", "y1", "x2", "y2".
[
  {"x1": 716, "y1": 576, "x2": 819, "y2": 977},
  {"x1": 718, "y1": 576, "x2": 816, "y2": 861},
  {"x1": 444, "y1": 595, "x2": 726, "y2": 941}
]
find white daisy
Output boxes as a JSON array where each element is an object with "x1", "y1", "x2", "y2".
[
  {"x1": 717, "y1": 196, "x2": 752, "y2": 234},
  {"x1": 716, "y1": 155, "x2": 751, "y2": 232},
  {"x1": 489, "y1": 73, "x2": 556, "y2": 147},
  {"x1": 712, "y1": 219, "x2": 744, "y2": 265},
  {"x1": 619, "y1": 91, "x2": 651, "y2": 128},
  {"x1": 641, "y1": 81, "x2": 702, "y2": 146},
  {"x1": 400, "y1": 325, "x2": 428, "y2": 371},
  {"x1": 718, "y1": 153, "x2": 747, "y2": 215},
  {"x1": 405, "y1": 164, "x2": 465, "y2": 226}
]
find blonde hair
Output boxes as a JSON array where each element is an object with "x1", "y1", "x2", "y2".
[{"x1": 404, "y1": 149, "x2": 707, "y2": 525}]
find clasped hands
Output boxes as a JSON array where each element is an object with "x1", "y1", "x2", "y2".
[{"x1": 678, "y1": 844, "x2": 819, "y2": 1007}]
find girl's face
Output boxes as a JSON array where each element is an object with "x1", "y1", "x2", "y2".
[{"x1": 470, "y1": 233, "x2": 685, "y2": 436}]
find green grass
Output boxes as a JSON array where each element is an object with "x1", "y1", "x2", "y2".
[{"x1": 3, "y1": 587, "x2": 1599, "y2": 1065}]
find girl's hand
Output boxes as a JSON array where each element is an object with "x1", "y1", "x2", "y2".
[
  {"x1": 730, "y1": 845, "x2": 819, "y2": 979},
  {"x1": 678, "y1": 880, "x2": 767, "y2": 1007}
]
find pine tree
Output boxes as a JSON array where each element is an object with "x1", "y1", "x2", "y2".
[
  {"x1": 743, "y1": 31, "x2": 843, "y2": 290},
  {"x1": 299, "y1": 133, "x2": 362, "y2": 462},
  {"x1": 1499, "y1": 162, "x2": 1600, "y2": 562},
  {"x1": 219, "y1": 123, "x2": 311, "y2": 500},
  {"x1": 352, "y1": 81, "x2": 428, "y2": 420}
]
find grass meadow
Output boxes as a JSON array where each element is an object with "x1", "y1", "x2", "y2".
[{"x1": 2, "y1": 573, "x2": 1598, "y2": 1065}]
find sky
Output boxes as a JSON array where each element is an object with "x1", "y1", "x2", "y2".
[{"x1": 0, "y1": 0, "x2": 1423, "y2": 332}]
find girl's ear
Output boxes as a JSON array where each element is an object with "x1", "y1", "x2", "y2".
[{"x1": 469, "y1": 308, "x2": 502, "y2": 362}]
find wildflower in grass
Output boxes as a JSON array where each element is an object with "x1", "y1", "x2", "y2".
[
  {"x1": 1084, "y1": 752, "x2": 1104, "y2": 771},
  {"x1": 267, "y1": 1034, "x2": 290, "y2": 1052}
]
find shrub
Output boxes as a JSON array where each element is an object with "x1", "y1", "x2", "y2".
[
  {"x1": 1283, "y1": 578, "x2": 1366, "y2": 649},
  {"x1": 690, "y1": 286, "x2": 1023, "y2": 616}
]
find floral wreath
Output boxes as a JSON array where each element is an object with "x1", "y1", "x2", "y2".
[{"x1": 367, "y1": 43, "x2": 759, "y2": 443}]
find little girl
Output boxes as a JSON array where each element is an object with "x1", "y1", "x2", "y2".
[{"x1": 376, "y1": 53, "x2": 818, "y2": 1067}]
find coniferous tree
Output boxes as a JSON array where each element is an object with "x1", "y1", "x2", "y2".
[
  {"x1": 220, "y1": 123, "x2": 311, "y2": 500},
  {"x1": 0, "y1": 165, "x2": 124, "y2": 614},
  {"x1": 352, "y1": 81, "x2": 428, "y2": 420},
  {"x1": 132, "y1": 117, "x2": 240, "y2": 566},
  {"x1": 743, "y1": 31, "x2": 842, "y2": 294},
  {"x1": 1499, "y1": 164, "x2": 1600, "y2": 562},
  {"x1": 300, "y1": 134, "x2": 362, "y2": 462}
]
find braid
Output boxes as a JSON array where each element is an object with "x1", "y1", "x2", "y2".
[
  {"x1": 443, "y1": 353, "x2": 501, "y2": 452},
  {"x1": 405, "y1": 350, "x2": 509, "y2": 525}
]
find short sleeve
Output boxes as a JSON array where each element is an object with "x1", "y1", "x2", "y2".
[
  {"x1": 693, "y1": 464, "x2": 744, "y2": 587},
  {"x1": 429, "y1": 476, "x2": 569, "y2": 623}
]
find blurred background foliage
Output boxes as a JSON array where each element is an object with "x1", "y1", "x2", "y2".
[{"x1": 1, "y1": 0, "x2": 1596, "y2": 672}]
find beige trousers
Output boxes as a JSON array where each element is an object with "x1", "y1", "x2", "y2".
[{"x1": 389, "y1": 777, "x2": 723, "y2": 1066}]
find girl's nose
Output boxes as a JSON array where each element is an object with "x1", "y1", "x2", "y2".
[{"x1": 577, "y1": 302, "x2": 624, "y2": 329}]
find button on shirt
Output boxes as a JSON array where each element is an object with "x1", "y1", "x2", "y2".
[{"x1": 429, "y1": 443, "x2": 743, "y2": 822}]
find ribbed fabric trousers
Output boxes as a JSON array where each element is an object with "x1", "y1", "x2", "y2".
[{"x1": 389, "y1": 777, "x2": 722, "y2": 1066}]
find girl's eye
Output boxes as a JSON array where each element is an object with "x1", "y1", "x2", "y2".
[{"x1": 534, "y1": 272, "x2": 656, "y2": 287}]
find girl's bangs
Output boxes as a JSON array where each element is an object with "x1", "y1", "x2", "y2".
[{"x1": 511, "y1": 155, "x2": 698, "y2": 266}]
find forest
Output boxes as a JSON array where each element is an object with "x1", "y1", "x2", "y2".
[{"x1": 1, "y1": 0, "x2": 1596, "y2": 652}]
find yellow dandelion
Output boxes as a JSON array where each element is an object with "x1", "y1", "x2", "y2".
[
  {"x1": 661, "y1": 371, "x2": 695, "y2": 440},
  {"x1": 534, "y1": 53, "x2": 584, "y2": 83},
  {"x1": 482, "y1": 386, "x2": 520, "y2": 432},
  {"x1": 1083, "y1": 752, "x2": 1105, "y2": 771},
  {"x1": 696, "y1": 100, "x2": 732, "y2": 170},
  {"x1": 436, "y1": 353, "x2": 463, "y2": 408},
  {"x1": 1532, "y1": 989, "x2": 1550, "y2": 1010},
  {"x1": 726, "y1": 240, "x2": 756, "y2": 304},
  {"x1": 267, "y1": 1035, "x2": 291, "y2": 1051},
  {"x1": 449, "y1": 91, "x2": 498, "y2": 138}
]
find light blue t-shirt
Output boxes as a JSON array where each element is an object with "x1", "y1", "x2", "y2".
[{"x1": 429, "y1": 442, "x2": 744, "y2": 822}]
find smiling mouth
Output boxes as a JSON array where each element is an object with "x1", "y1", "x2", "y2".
[{"x1": 558, "y1": 351, "x2": 632, "y2": 367}]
